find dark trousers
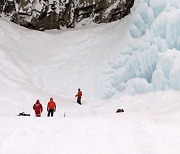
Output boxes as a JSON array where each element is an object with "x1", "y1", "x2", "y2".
[
  {"x1": 48, "y1": 109, "x2": 54, "y2": 117},
  {"x1": 77, "y1": 97, "x2": 81, "y2": 105}
]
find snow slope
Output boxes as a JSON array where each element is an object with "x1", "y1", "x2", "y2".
[
  {"x1": 0, "y1": 91, "x2": 180, "y2": 154},
  {"x1": 0, "y1": 0, "x2": 180, "y2": 153},
  {"x1": 0, "y1": 0, "x2": 180, "y2": 100}
]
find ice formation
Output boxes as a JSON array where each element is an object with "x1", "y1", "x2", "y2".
[{"x1": 102, "y1": 0, "x2": 180, "y2": 98}]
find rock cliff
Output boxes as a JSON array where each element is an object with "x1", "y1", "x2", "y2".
[{"x1": 0, "y1": 0, "x2": 135, "y2": 30}]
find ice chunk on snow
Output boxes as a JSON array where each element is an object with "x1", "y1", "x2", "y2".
[
  {"x1": 177, "y1": 37, "x2": 180, "y2": 50},
  {"x1": 130, "y1": 14, "x2": 146, "y2": 38},
  {"x1": 156, "y1": 52, "x2": 174, "y2": 79},
  {"x1": 130, "y1": 24, "x2": 142, "y2": 38},
  {"x1": 169, "y1": 67, "x2": 180, "y2": 90},
  {"x1": 152, "y1": 69, "x2": 167, "y2": 90},
  {"x1": 166, "y1": 10, "x2": 180, "y2": 50},
  {"x1": 147, "y1": 8, "x2": 155, "y2": 27},
  {"x1": 169, "y1": 0, "x2": 180, "y2": 9},
  {"x1": 135, "y1": 2, "x2": 149, "y2": 23},
  {"x1": 169, "y1": 52, "x2": 180, "y2": 90},
  {"x1": 151, "y1": 14, "x2": 167, "y2": 39},
  {"x1": 152, "y1": 50, "x2": 180, "y2": 91},
  {"x1": 124, "y1": 78, "x2": 153, "y2": 95},
  {"x1": 150, "y1": 0, "x2": 166, "y2": 17}
]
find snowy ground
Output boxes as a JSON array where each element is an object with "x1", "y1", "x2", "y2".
[
  {"x1": 0, "y1": 0, "x2": 180, "y2": 153},
  {"x1": 0, "y1": 91, "x2": 180, "y2": 154}
]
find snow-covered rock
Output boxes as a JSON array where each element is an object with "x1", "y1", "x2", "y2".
[{"x1": 0, "y1": 0, "x2": 135, "y2": 30}]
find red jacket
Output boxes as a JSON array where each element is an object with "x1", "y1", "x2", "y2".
[
  {"x1": 47, "y1": 100, "x2": 56, "y2": 110},
  {"x1": 33, "y1": 101, "x2": 43, "y2": 115},
  {"x1": 76, "y1": 91, "x2": 82, "y2": 97}
]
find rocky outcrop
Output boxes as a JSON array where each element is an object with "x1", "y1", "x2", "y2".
[{"x1": 0, "y1": 0, "x2": 135, "y2": 30}]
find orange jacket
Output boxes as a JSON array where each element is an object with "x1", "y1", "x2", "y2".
[
  {"x1": 47, "y1": 101, "x2": 56, "y2": 110},
  {"x1": 76, "y1": 91, "x2": 82, "y2": 97}
]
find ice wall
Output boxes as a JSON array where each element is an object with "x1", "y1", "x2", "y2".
[{"x1": 103, "y1": 0, "x2": 180, "y2": 98}]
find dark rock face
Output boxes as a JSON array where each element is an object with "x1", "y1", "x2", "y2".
[{"x1": 0, "y1": 0, "x2": 135, "y2": 30}]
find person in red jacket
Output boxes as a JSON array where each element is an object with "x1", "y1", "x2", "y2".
[
  {"x1": 47, "y1": 98, "x2": 56, "y2": 117},
  {"x1": 33, "y1": 100, "x2": 43, "y2": 117},
  {"x1": 75, "y1": 88, "x2": 82, "y2": 105}
]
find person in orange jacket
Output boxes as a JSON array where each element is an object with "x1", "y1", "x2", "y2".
[
  {"x1": 75, "y1": 88, "x2": 82, "y2": 105},
  {"x1": 33, "y1": 100, "x2": 43, "y2": 117},
  {"x1": 47, "y1": 98, "x2": 56, "y2": 117}
]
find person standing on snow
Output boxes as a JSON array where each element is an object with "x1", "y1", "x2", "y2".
[
  {"x1": 47, "y1": 98, "x2": 56, "y2": 117},
  {"x1": 33, "y1": 100, "x2": 43, "y2": 117},
  {"x1": 75, "y1": 89, "x2": 82, "y2": 105}
]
